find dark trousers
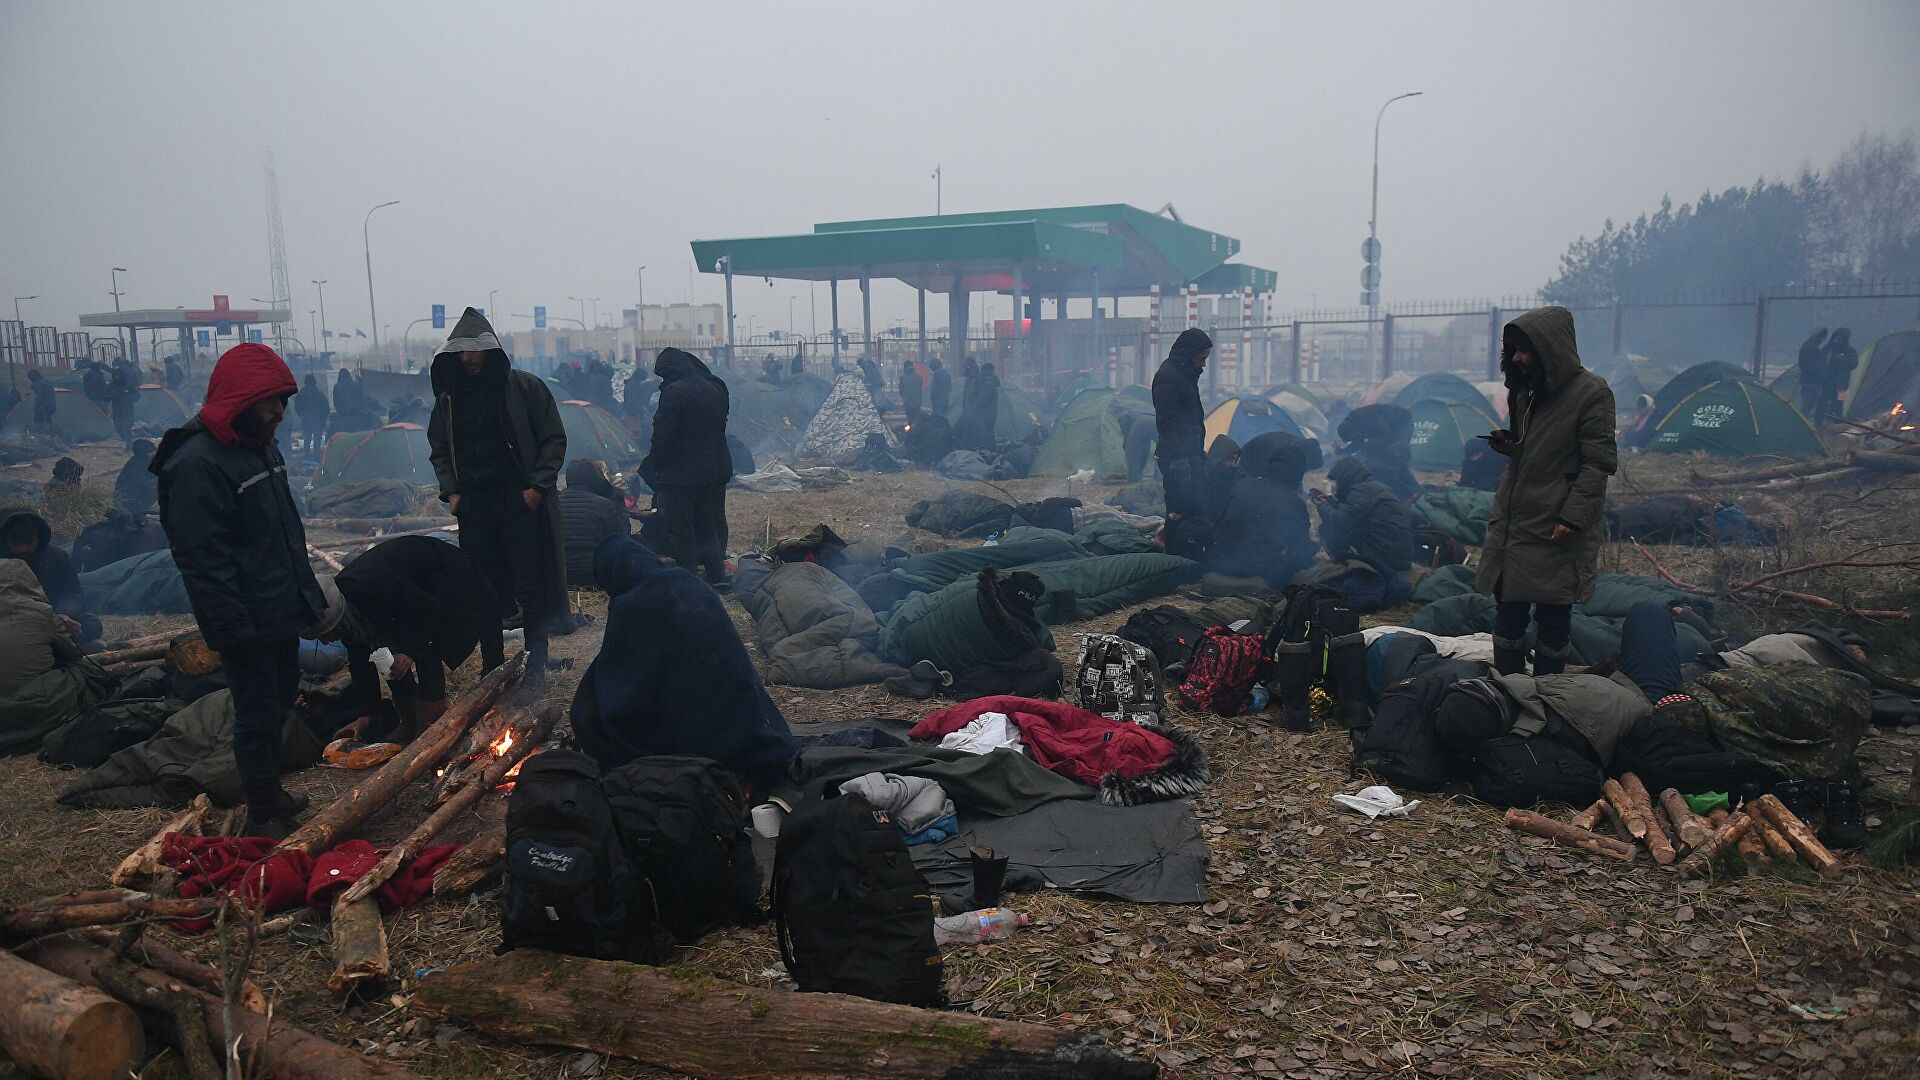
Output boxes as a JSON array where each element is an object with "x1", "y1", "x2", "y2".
[
  {"x1": 657, "y1": 483, "x2": 728, "y2": 580},
  {"x1": 456, "y1": 488, "x2": 548, "y2": 649},
  {"x1": 222, "y1": 637, "x2": 300, "y2": 785},
  {"x1": 1494, "y1": 599, "x2": 1573, "y2": 652},
  {"x1": 1617, "y1": 601, "x2": 1685, "y2": 704},
  {"x1": 1159, "y1": 454, "x2": 1209, "y2": 521}
]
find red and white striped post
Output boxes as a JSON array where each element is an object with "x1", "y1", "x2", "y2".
[
  {"x1": 1108, "y1": 345, "x2": 1119, "y2": 386},
  {"x1": 1186, "y1": 283, "x2": 1199, "y2": 328},
  {"x1": 1239, "y1": 286, "x2": 1254, "y2": 384},
  {"x1": 1148, "y1": 283, "x2": 1161, "y2": 361}
]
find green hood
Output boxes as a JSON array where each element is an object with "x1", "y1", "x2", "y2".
[{"x1": 1507, "y1": 305, "x2": 1583, "y2": 393}]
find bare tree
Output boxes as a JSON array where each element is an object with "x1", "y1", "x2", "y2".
[{"x1": 1811, "y1": 131, "x2": 1920, "y2": 281}]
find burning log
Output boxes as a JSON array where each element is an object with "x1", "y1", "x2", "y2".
[
  {"x1": 1620, "y1": 773, "x2": 1675, "y2": 865},
  {"x1": 1749, "y1": 795, "x2": 1843, "y2": 878},
  {"x1": 1601, "y1": 778, "x2": 1650, "y2": 844},
  {"x1": 276, "y1": 652, "x2": 524, "y2": 857},
  {"x1": 23, "y1": 938, "x2": 425, "y2": 1080},
  {"x1": 429, "y1": 704, "x2": 523, "y2": 805},
  {"x1": 112, "y1": 794, "x2": 212, "y2": 888},
  {"x1": 1503, "y1": 809, "x2": 1637, "y2": 862},
  {"x1": 1, "y1": 897, "x2": 221, "y2": 940},
  {"x1": 0, "y1": 948, "x2": 144, "y2": 1080},
  {"x1": 1569, "y1": 799, "x2": 1606, "y2": 832},
  {"x1": 431, "y1": 826, "x2": 506, "y2": 898},
  {"x1": 410, "y1": 949, "x2": 1157, "y2": 1080},
  {"x1": 1675, "y1": 812, "x2": 1753, "y2": 877},
  {"x1": 1658, "y1": 788, "x2": 1713, "y2": 850}
]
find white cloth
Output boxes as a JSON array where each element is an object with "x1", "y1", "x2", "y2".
[
  {"x1": 838, "y1": 772, "x2": 954, "y2": 835},
  {"x1": 733, "y1": 465, "x2": 804, "y2": 493},
  {"x1": 1332, "y1": 785, "x2": 1421, "y2": 819},
  {"x1": 1362, "y1": 626, "x2": 1496, "y2": 663},
  {"x1": 937, "y1": 711, "x2": 1025, "y2": 756}
]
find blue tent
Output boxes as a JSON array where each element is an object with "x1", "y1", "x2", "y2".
[{"x1": 1204, "y1": 395, "x2": 1304, "y2": 450}]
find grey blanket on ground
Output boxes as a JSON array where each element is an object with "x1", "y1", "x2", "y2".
[
  {"x1": 777, "y1": 744, "x2": 1091, "y2": 818},
  {"x1": 910, "y1": 798, "x2": 1208, "y2": 910}
]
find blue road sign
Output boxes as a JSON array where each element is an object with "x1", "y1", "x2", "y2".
[
  {"x1": 196, "y1": 330, "x2": 211, "y2": 347},
  {"x1": 534, "y1": 305, "x2": 547, "y2": 329},
  {"x1": 432, "y1": 303, "x2": 446, "y2": 329}
]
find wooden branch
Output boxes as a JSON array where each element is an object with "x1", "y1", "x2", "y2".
[
  {"x1": 410, "y1": 949, "x2": 1157, "y2": 1080},
  {"x1": 23, "y1": 938, "x2": 425, "y2": 1080},
  {"x1": 1658, "y1": 788, "x2": 1713, "y2": 850},
  {"x1": 276, "y1": 652, "x2": 524, "y2": 857},
  {"x1": 89, "y1": 958, "x2": 222, "y2": 1080},
  {"x1": 431, "y1": 827, "x2": 506, "y2": 898},
  {"x1": 428, "y1": 705, "x2": 522, "y2": 806},
  {"x1": 1502, "y1": 809, "x2": 1637, "y2": 862},
  {"x1": 1732, "y1": 552, "x2": 1920, "y2": 592},
  {"x1": 306, "y1": 544, "x2": 344, "y2": 573},
  {"x1": 85, "y1": 642, "x2": 169, "y2": 667},
  {"x1": 1601, "y1": 778, "x2": 1650, "y2": 843},
  {"x1": 1851, "y1": 448, "x2": 1920, "y2": 474},
  {"x1": 113, "y1": 793, "x2": 213, "y2": 888},
  {"x1": 340, "y1": 706, "x2": 553, "y2": 907},
  {"x1": 308, "y1": 522, "x2": 457, "y2": 550},
  {"x1": 1750, "y1": 812, "x2": 1799, "y2": 864},
  {"x1": 1749, "y1": 795, "x2": 1843, "y2": 878},
  {"x1": 0, "y1": 948, "x2": 144, "y2": 1080},
  {"x1": 86, "y1": 933, "x2": 267, "y2": 1014},
  {"x1": 305, "y1": 516, "x2": 455, "y2": 534},
  {"x1": 1690, "y1": 457, "x2": 1842, "y2": 486},
  {"x1": 1569, "y1": 799, "x2": 1606, "y2": 832},
  {"x1": 326, "y1": 895, "x2": 391, "y2": 998},
  {"x1": 2, "y1": 897, "x2": 220, "y2": 940},
  {"x1": 16, "y1": 888, "x2": 151, "y2": 911},
  {"x1": 1629, "y1": 542, "x2": 1713, "y2": 597},
  {"x1": 1675, "y1": 811, "x2": 1753, "y2": 877},
  {"x1": 1620, "y1": 774, "x2": 1675, "y2": 865}
]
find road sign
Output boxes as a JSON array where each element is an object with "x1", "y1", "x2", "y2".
[
  {"x1": 1361, "y1": 237, "x2": 1380, "y2": 262},
  {"x1": 196, "y1": 330, "x2": 211, "y2": 347},
  {"x1": 1360, "y1": 290, "x2": 1378, "y2": 307},
  {"x1": 250, "y1": 329, "x2": 264, "y2": 342},
  {"x1": 534, "y1": 306, "x2": 547, "y2": 329},
  {"x1": 1361, "y1": 265, "x2": 1381, "y2": 290},
  {"x1": 431, "y1": 303, "x2": 446, "y2": 329}
]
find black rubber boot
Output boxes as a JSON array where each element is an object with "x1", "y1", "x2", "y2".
[
  {"x1": 1272, "y1": 640, "x2": 1314, "y2": 732},
  {"x1": 1531, "y1": 640, "x2": 1570, "y2": 677},
  {"x1": 1493, "y1": 635, "x2": 1528, "y2": 676},
  {"x1": 1326, "y1": 631, "x2": 1372, "y2": 733},
  {"x1": 1820, "y1": 779, "x2": 1868, "y2": 850},
  {"x1": 1773, "y1": 778, "x2": 1823, "y2": 823},
  {"x1": 242, "y1": 780, "x2": 304, "y2": 840}
]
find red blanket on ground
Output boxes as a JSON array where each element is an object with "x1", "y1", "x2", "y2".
[
  {"x1": 910, "y1": 695, "x2": 1175, "y2": 788},
  {"x1": 162, "y1": 835, "x2": 459, "y2": 930}
]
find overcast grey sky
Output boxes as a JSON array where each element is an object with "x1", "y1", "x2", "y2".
[{"x1": 3, "y1": 0, "x2": 1916, "y2": 350}]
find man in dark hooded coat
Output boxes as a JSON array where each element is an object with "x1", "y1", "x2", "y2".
[
  {"x1": 1152, "y1": 328, "x2": 1212, "y2": 528},
  {"x1": 164, "y1": 357, "x2": 186, "y2": 393},
  {"x1": 1335, "y1": 403, "x2": 1420, "y2": 502},
  {"x1": 115, "y1": 438, "x2": 159, "y2": 515},
  {"x1": 928, "y1": 357, "x2": 953, "y2": 415},
  {"x1": 898, "y1": 359, "x2": 925, "y2": 415},
  {"x1": 2, "y1": 509, "x2": 102, "y2": 648},
  {"x1": 426, "y1": 308, "x2": 569, "y2": 672},
  {"x1": 151, "y1": 342, "x2": 323, "y2": 837},
  {"x1": 571, "y1": 536, "x2": 796, "y2": 792},
  {"x1": 857, "y1": 354, "x2": 884, "y2": 406},
  {"x1": 28, "y1": 369, "x2": 57, "y2": 427},
  {"x1": 295, "y1": 374, "x2": 330, "y2": 459},
  {"x1": 1821, "y1": 328, "x2": 1858, "y2": 424},
  {"x1": 1795, "y1": 327, "x2": 1829, "y2": 420},
  {"x1": 1207, "y1": 431, "x2": 1317, "y2": 589},
  {"x1": 1313, "y1": 455, "x2": 1415, "y2": 610},
  {"x1": 1477, "y1": 305, "x2": 1617, "y2": 677},
  {"x1": 109, "y1": 357, "x2": 141, "y2": 447},
  {"x1": 956, "y1": 357, "x2": 1000, "y2": 451},
  {"x1": 643, "y1": 347, "x2": 733, "y2": 585}
]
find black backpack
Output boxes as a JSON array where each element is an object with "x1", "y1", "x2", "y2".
[
  {"x1": 1116, "y1": 605, "x2": 1211, "y2": 674},
  {"x1": 501, "y1": 750, "x2": 661, "y2": 961},
  {"x1": 602, "y1": 756, "x2": 761, "y2": 944},
  {"x1": 1261, "y1": 583, "x2": 1346, "y2": 663},
  {"x1": 1469, "y1": 718, "x2": 1606, "y2": 808},
  {"x1": 1352, "y1": 657, "x2": 1484, "y2": 791},
  {"x1": 772, "y1": 793, "x2": 944, "y2": 1006}
]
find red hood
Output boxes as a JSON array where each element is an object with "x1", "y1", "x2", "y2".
[{"x1": 199, "y1": 343, "x2": 297, "y2": 446}]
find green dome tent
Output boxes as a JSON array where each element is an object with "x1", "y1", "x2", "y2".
[
  {"x1": 132, "y1": 384, "x2": 189, "y2": 429},
  {"x1": 1845, "y1": 326, "x2": 1920, "y2": 421},
  {"x1": 0, "y1": 386, "x2": 118, "y2": 441},
  {"x1": 1051, "y1": 374, "x2": 1104, "y2": 418},
  {"x1": 313, "y1": 424, "x2": 436, "y2": 487},
  {"x1": 1589, "y1": 356, "x2": 1655, "y2": 413},
  {"x1": 1390, "y1": 372, "x2": 1497, "y2": 416},
  {"x1": 1653, "y1": 361, "x2": 1753, "y2": 421},
  {"x1": 1648, "y1": 381, "x2": 1822, "y2": 457},
  {"x1": 557, "y1": 399, "x2": 639, "y2": 468},
  {"x1": 1407, "y1": 399, "x2": 1500, "y2": 469},
  {"x1": 1264, "y1": 389, "x2": 1330, "y2": 438},
  {"x1": 1261, "y1": 383, "x2": 1324, "y2": 409},
  {"x1": 1031, "y1": 389, "x2": 1153, "y2": 478}
]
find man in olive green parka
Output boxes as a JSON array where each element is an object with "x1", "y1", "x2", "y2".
[{"x1": 1475, "y1": 306, "x2": 1616, "y2": 676}]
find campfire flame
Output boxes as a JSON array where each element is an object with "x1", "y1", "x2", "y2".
[
  {"x1": 489, "y1": 730, "x2": 515, "y2": 758},
  {"x1": 1892, "y1": 402, "x2": 1907, "y2": 418},
  {"x1": 494, "y1": 752, "x2": 537, "y2": 794}
]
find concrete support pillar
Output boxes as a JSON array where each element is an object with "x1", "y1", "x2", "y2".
[
  {"x1": 947, "y1": 277, "x2": 969, "y2": 365},
  {"x1": 916, "y1": 288, "x2": 927, "y2": 358},
  {"x1": 860, "y1": 270, "x2": 873, "y2": 369},
  {"x1": 722, "y1": 259, "x2": 735, "y2": 363},
  {"x1": 830, "y1": 279, "x2": 841, "y2": 366},
  {"x1": 1010, "y1": 262, "x2": 1024, "y2": 370},
  {"x1": 1291, "y1": 320, "x2": 1304, "y2": 384},
  {"x1": 1381, "y1": 313, "x2": 1396, "y2": 379}
]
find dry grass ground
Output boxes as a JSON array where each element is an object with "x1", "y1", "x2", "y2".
[{"x1": 3, "y1": 444, "x2": 1919, "y2": 1078}]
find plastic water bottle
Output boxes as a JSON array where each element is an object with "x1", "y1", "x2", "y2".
[
  {"x1": 1249, "y1": 685, "x2": 1270, "y2": 711},
  {"x1": 933, "y1": 908, "x2": 1029, "y2": 946},
  {"x1": 983, "y1": 532, "x2": 1000, "y2": 547}
]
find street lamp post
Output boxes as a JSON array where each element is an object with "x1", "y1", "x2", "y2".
[
  {"x1": 312, "y1": 280, "x2": 329, "y2": 362},
  {"x1": 110, "y1": 267, "x2": 128, "y2": 359},
  {"x1": 1366, "y1": 90, "x2": 1422, "y2": 374},
  {"x1": 636, "y1": 266, "x2": 647, "y2": 351},
  {"x1": 363, "y1": 200, "x2": 400, "y2": 352},
  {"x1": 13, "y1": 295, "x2": 35, "y2": 323},
  {"x1": 588, "y1": 297, "x2": 600, "y2": 328},
  {"x1": 309, "y1": 311, "x2": 319, "y2": 373},
  {"x1": 568, "y1": 296, "x2": 588, "y2": 331},
  {"x1": 487, "y1": 290, "x2": 498, "y2": 321}
]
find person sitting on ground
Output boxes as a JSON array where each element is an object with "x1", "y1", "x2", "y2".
[
  {"x1": 902, "y1": 408, "x2": 954, "y2": 467},
  {"x1": 560, "y1": 458, "x2": 629, "y2": 589},
  {"x1": 758, "y1": 357, "x2": 784, "y2": 386},
  {"x1": 1459, "y1": 434, "x2": 1505, "y2": 490},
  {"x1": 571, "y1": 535, "x2": 796, "y2": 793},
  {"x1": 1203, "y1": 436, "x2": 1241, "y2": 523},
  {"x1": 115, "y1": 438, "x2": 159, "y2": 515},
  {"x1": 307, "y1": 536, "x2": 506, "y2": 746},
  {"x1": 46, "y1": 456, "x2": 85, "y2": 495},
  {"x1": 1335, "y1": 403, "x2": 1421, "y2": 502},
  {"x1": 1312, "y1": 455, "x2": 1416, "y2": 611},
  {"x1": 0, "y1": 559, "x2": 112, "y2": 754},
  {"x1": 1, "y1": 509, "x2": 102, "y2": 649},
  {"x1": 1204, "y1": 431, "x2": 1317, "y2": 592},
  {"x1": 1619, "y1": 394, "x2": 1659, "y2": 452},
  {"x1": 1821, "y1": 327, "x2": 1858, "y2": 424}
]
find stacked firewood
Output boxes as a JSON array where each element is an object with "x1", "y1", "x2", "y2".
[{"x1": 1502, "y1": 772, "x2": 1844, "y2": 878}]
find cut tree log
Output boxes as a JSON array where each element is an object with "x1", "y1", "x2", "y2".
[
  {"x1": 1652, "y1": 800, "x2": 1686, "y2": 859},
  {"x1": 1690, "y1": 457, "x2": 1842, "y2": 486},
  {"x1": 431, "y1": 826, "x2": 506, "y2": 898},
  {"x1": 1675, "y1": 812, "x2": 1753, "y2": 877},
  {"x1": 0, "y1": 948, "x2": 144, "y2": 1080},
  {"x1": 276, "y1": 651, "x2": 524, "y2": 857},
  {"x1": 14, "y1": 888, "x2": 150, "y2": 911},
  {"x1": 1735, "y1": 823, "x2": 1770, "y2": 869},
  {"x1": 410, "y1": 949, "x2": 1157, "y2": 1080},
  {"x1": 1620, "y1": 773, "x2": 1675, "y2": 865},
  {"x1": 1601, "y1": 778, "x2": 1650, "y2": 842},
  {"x1": 112, "y1": 793, "x2": 212, "y2": 888},
  {"x1": 1850, "y1": 448, "x2": 1920, "y2": 474},
  {"x1": 87, "y1": 932, "x2": 267, "y2": 1014},
  {"x1": 1569, "y1": 799, "x2": 1606, "y2": 832},
  {"x1": 327, "y1": 894, "x2": 391, "y2": 998},
  {"x1": 84, "y1": 642, "x2": 169, "y2": 667},
  {"x1": 1502, "y1": 809, "x2": 1637, "y2": 862},
  {"x1": 340, "y1": 706, "x2": 554, "y2": 908},
  {"x1": 88, "y1": 957, "x2": 222, "y2": 1080},
  {"x1": 429, "y1": 704, "x2": 525, "y2": 806},
  {"x1": 2, "y1": 897, "x2": 220, "y2": 940},
  {"x1": 1658, "y1": 788, "x2": 1713, "y2": 849},
  {"x1": 23, "y1": 938, "x2": 424, "y2": 1080},
  {"x1": 1750, "y1": 812, "x2": 1800, "y2": 864},
  {"x1": 1749, "y1": 794, "x2": 1844, "y2": 878}
]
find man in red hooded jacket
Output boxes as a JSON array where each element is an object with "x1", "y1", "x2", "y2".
[{"x1": 152, "y1": 343, "x2": 325, "y2": 837}]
